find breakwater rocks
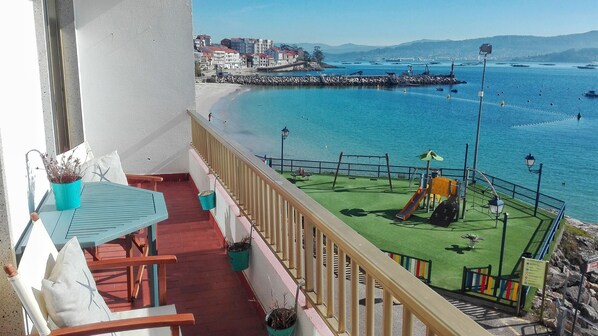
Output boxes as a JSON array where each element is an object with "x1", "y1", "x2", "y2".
[
  {"x1": 212, "y1": 73, "x2": 464, "y2": 87},
  {"x1": 531, "y1": 217, "x2": 598, "y2": 335}
]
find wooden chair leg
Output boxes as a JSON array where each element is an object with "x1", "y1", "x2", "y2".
[
  {"x1": 125, "y1": 234, "x2": 134, "y2": 301},
  {"x1": 132, "y1": 235, "x2": 149, "y2": 300}
]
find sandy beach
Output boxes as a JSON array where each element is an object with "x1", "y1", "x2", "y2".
[{"x1": 194, "y1": 82, "x2": 244, "y2": 119}]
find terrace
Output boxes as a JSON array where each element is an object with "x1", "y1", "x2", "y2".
[{"x1": 1, "y1": 2, "x2": 562, "y2": 335}]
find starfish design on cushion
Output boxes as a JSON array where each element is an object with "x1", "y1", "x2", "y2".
[
  {"x1": 92, "y1": 165, "x2": 112, "y2": 182},
  {"x1": 76, "y1": 271, "x2": 102, "y2": 311}
]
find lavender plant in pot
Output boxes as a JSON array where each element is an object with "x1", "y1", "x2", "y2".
[{"x1": 32, "y1": 150, "x2": 83, "y2": 210}]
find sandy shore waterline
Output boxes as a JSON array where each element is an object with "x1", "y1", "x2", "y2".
[{"x1": 194, "y1": 82, "x2": 244, "y2": 119}]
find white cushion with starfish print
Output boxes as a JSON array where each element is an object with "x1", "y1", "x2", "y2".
[
  {"x1": 80, "y1": 150, "x2": 128, "y2": 185},
  {"x1": 41, "y1": 236, "x2": 118, "y2": 336}
]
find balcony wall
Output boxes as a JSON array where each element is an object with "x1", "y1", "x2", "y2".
[{"x1": 188, "y1": 111, "x2": 493, "y2": 335}]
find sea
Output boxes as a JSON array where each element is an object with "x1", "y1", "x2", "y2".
[{"x1": 210, "y1": 61, "x2": 598, "y2": 223}]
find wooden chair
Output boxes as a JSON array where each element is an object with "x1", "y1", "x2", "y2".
[{"x1": 4, "y1": 213, "x2": 194, "y2": 336}]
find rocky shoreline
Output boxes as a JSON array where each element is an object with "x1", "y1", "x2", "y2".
[
  {"x1": 211, "y1": 73, "x2": 464, "y2": 87},
  {"x1": 530, "y1": 216, "x2": 598, "y2": 335}
]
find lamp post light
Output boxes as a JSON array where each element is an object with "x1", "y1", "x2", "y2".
[
  {"x1": 280, "y1": 126, "x2": 289, "y2": 172},
  {"x1": 497, "y1": 212, "x2": 509, "y2": 277},
  {"x1": 472, "y1": 43, "x2": 492, "y2": 183},
  {"x1": 488, "y1": 195, "x2": 505, "y2": 228},
  {"x1": 524, "y1": 153, "x2": 543, "y2": 217}
]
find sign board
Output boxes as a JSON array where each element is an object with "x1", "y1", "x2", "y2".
[
  {"x1": 522, "y1": 258, "x2": 548, "y2": 288},
  {"x1": 586, "y1": 256, "x2": 598, "y2": 273}
]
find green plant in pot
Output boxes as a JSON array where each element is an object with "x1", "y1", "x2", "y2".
[
  {"x1": 29, "y1": 149, "x2": 83, "y2": 210},
  {"x1": 265, "y1": 281, "x2": 304, "y2": 336},
  {"x1": 226, "y1": 236, "x2": 251, "y2": 272}
]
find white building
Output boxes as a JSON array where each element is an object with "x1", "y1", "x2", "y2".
[{"x1": 229, "y1": 37, "x2": 273, "y2": 55}]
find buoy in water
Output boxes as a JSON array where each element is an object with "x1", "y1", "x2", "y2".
[
  {"x1": 577, "y1": 112, "x2": 582, "y2": 120},
  {"x1": 500, "y1": 101, "x2": 505, "y2": 107}
]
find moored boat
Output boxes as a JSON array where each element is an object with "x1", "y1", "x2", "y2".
[{"x1": 584, "y1": 90, "x2": 598, "y2": 98}]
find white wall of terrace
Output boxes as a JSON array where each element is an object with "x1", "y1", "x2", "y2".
[
  {"x1": 73, "y1": 0, "x2": 195, "y2": 174},
  {"x1": 0, "y1": 1, "x2": 49, "y2": 332}
]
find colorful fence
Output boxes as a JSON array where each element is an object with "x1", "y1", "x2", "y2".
[
  {"x1": 383, "y1": 250, "x2": 432, "y2": 284},
  {"x1": 462, "y1": 265, "x2": 520, "y2": 305}
]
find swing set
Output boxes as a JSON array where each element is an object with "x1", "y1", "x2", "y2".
[{"x1": 332, "y1": 152, "x2": 393, "y2": 191}]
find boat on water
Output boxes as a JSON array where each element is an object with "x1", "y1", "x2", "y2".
[
  {"x1": 578, "y1": 64, "x2": 597, "y2": 70},
  {"x1": 450, "y1": 89, "x2": 458, "y2": 93},
  {"x1": 436, "y1": 87, "x2": 444, "y2": 91},
  {"x1": 511, "y1": 64, "x2": 530, "y2": 68},
  {"x1": 584, "y1": 90, "x2": 598, "y2": 98}
]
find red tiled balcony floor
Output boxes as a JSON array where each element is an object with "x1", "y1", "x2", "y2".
[{"x1": 90, "y1": 177, "x2": 266, "y2": 335}]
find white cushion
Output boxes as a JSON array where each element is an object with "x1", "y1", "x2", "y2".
[
  {"x1": 57, "y1": 141, "x2": 95, "y2": 164},
  {"x1": 80, "y1": 150, "x2": 128, "y2": 185},
  {"x1": 41, "y1": 237, "x2": 117, "y2": 336}
]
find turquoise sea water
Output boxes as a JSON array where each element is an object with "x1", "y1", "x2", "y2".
[{"x1": 211, "y1": 62, "x2": 598, "y2": 223}]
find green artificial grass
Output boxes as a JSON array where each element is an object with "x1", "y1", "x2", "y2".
[{"x1": 285, "y1": 173, "x2": 555, "y2": 291}]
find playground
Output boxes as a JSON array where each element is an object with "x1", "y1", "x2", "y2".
[{"x1": 283, "y1": 170, "x2": 558, "y2": 293}]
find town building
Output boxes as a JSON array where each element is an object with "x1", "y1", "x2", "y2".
[
  {"x1": 229, "y1": 37, "x2": 273, "y2": 55},
  {"x1": 193, "y1": 34, "x2": 211, "y2": 51}
]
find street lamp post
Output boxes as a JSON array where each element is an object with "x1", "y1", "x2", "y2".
[
  {"x1": 280, "y1": 126, "x2": 289, "y2": 172},
  {"x1": 472, "y1": 43, "x2": 492, "y2": 182},
  {"x1": 524, "y1": 153, "x2": 543, "y2": 217},
  {"x1": 488, "y1": 195, "x2": 505, "y2": 228},
  {"x1": 497, "y1": 212, "x2": 509, "y2": 277}
]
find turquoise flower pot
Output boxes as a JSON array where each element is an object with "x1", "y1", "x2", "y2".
[
  {"x1": 198, "y1": 190, "x2": 216, "y2": 210},
  {"x1": 228, "y1": 245, "x2": 250, "y2": 271},
  {"x1": 51, "y1": 180, "x2": 82, "y2": 211},
  {"x1": 265, "y1": 309, "x2": 296, "y2": 336}
]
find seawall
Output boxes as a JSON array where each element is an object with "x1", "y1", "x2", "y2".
[{"x1": 212, "y1": 73, "x2": 465, "y2": 87}]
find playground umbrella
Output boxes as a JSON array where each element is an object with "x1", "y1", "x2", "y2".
[{"x1": 418, "y1": 149, "x2": 444, "y2": 183}]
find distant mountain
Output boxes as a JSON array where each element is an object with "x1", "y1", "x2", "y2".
[
  {"x1": 324, "y1": 31, "x2": 598, "y2": 62},
  {"x1": 512, "y1": 48, "x2": 598, "y2": 63},
  {"x1": 281, "y1": 42, "x2": 381, "y2": 54}
]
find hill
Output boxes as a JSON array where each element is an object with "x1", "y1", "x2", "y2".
[
  {"x1": 281, "y1": 42, "x2": 381, "y2": 54},
  {"x1": 314, "y1": 31, "x2": 598, "y2": 62},
  {"x1": 512, "y1": 48, "x2": 598, "y2": 63}
]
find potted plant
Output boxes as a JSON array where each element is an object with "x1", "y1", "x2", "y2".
[
  {"x1": 30, "y1": 149, "x2": 83, "y2": 210},
  {"x1": 198, "y1": 190, "x2": 215, "y2": 210},
  {"x1": 265, "y1": 282, "x2": 303, "y2": 336},
  {"x1": 462, "y1": 233, "x2": 484, "y2": 249},
  {"x1": 227, "y1": 235, "x2": 251, "y2": 272},
  {"x1": 198, "y1": 175, "x2": 216, "y2": 210}
]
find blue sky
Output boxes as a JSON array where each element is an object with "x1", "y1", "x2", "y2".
[{"x1": 193, "y1": 0, "x2": 598, "y2": 46}]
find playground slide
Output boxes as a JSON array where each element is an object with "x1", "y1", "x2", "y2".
[{"x1": 396, "y1": 188, "x2": 428, "y2": 221}]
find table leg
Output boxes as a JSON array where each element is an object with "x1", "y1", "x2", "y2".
[{"x1": 148, "y1": 223, "x2": 159, "y2": 307}]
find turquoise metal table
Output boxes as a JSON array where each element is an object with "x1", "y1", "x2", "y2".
[{"x1": 37, "y1": 182, "x2": 168, "y2": 306}]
